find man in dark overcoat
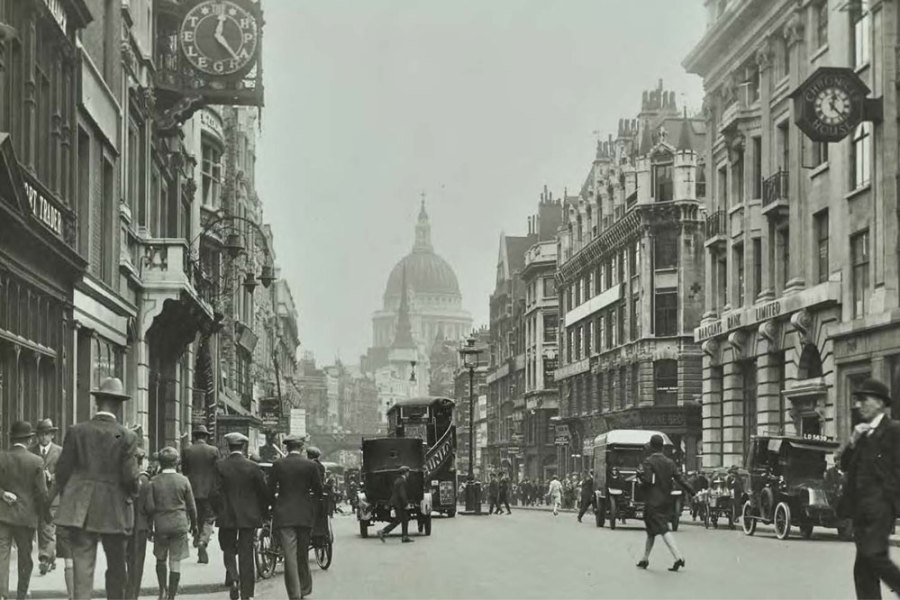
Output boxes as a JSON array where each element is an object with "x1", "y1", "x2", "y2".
[
  {"x1": 32, "y1": 418, "x2": 62, "y2": 576},
  {"x1": 0, "y1": 421, "x2": 48, "y2": 600},
  {"x1": 577, "y1": 471, "x2": 595, "y2": 523},
  {"x1": 839, "y1": 378, "x2": 900, "y2": 599},
  {"x1": 213, "y1": 432, "x2": 271, "y2": 600},
  {"x1": 487, "y1": 473, "x2": 499, "y2": 516},
  {"x1": 55, "y1": 377, "x2": 140, "y2": 600},
  {"x1": 377, "y1": 466, "x2": 414, "y2": 543},
  {"x1": 268, "y1": 435, "x2": 323, "y2": 600},
  {"x1": 498, "y1": 473, "x2": 511, "y2": 514},
  {"x1": 181, "y1": 424, "x2": 219, "y2": 563}
]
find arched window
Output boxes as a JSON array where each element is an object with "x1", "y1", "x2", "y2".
[{"x1": 797, "y1": 344, "x2": 823, "y2": 379}]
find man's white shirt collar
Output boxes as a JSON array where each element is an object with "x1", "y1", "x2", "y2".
[
  {"x1": 13, "y1": 443, "x2": 28, "y2": 450},
  {"x1": 868, "y1": 412, "x2": 886, "y2": 433},
  {"x1": 161, "y1": 468, "x2": 177, "y2": 474},
  {"x1": 96, "y1": 411, "x2": 117, "y2": 420}
]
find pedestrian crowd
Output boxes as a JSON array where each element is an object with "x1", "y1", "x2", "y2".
[{"x1": 0, "y1": 377, "x2": 331, "y2": 600}]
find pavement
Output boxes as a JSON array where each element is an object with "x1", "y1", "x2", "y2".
[
  {"x1": 10, "y1": 503, "x2": 898, "y2": 598},
  {"x1": 16, "y1": 535, "x2": 230, "y2": 599}
]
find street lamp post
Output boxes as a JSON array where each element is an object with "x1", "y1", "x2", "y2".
[{"x1": 459, "y1": 335, "x2": 484, "y2": 514}]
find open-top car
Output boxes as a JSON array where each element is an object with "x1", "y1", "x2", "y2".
[
  {"x1": 356, "y1": 437, "x2": 433, "y2": 538},
  {"x1": 740, "y1": 435, "x2": 850, "y2": 540},
  {"x1": 592, "y1": 429, "x2": 684, "y2": 531}
]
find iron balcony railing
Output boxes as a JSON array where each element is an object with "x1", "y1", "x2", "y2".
[
  {"x1": 705, "y1": 210, "x2": 726, "y2": 238},
  {"x1": 762, "y1": 169, "x2": 789, "y2": 207}
]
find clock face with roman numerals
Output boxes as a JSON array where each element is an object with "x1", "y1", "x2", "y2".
[
  {"x1": 181, "y1": 0, "x2": 259, "y2": 77},
  {"x1": 814, "y1": 87, "x2": 852, "y2": 126}
]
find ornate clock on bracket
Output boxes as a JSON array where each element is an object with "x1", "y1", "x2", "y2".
[
  {"x1": 791, "y1": 66, "x2": 880, "y2": 143},
  {"x1": 181, "y1": 0, "x2": 260, "y2": 78}
]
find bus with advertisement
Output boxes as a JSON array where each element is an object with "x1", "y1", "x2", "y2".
[{"x1": 386, "y1": 396, "x2": 457, "y2": 517}]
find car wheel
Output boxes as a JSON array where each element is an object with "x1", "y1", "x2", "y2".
[
  {"x1": 671, "y1": 511, "x2": 680, "y2": 532},
  {"x1": 741, "y1": 501, "x2": 756, "y2": 536},
  {"x1": 595, "y1": 502, "x2": 605, "y2": 528},
  {"x1": 447, "y1": 509, "x2": 456, "y2": 518},
  {"x1": 609, "y1": 497, "x2": 617, "y2": 530},
  {"x1": 774, "y1": 502, "x2": 791, "y2": 540},
  {"x1": 800, "y1": 524, "x2": 813, "y2": 539},
  {"x1": 424, "y1": 516, "x2": 432, "y2": 536},
  {"x1": 359, "y1": 520, "x2": 369, "y2": 538}
]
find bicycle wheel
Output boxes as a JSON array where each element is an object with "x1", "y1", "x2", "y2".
[
  {"x1": 315, "y1": 519, "x2": 334, "y2": 570},
  {"x1": 255, "y1": 526, "x2": 276, "y2": 579}
]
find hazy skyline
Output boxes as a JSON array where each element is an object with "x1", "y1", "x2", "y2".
[{"x1": 256, "y1": 1, "x2": 706, "y2": 363}]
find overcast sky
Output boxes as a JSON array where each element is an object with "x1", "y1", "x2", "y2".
[{"x1": 256, "y1": 0, "x2": 706, "y2": 365}]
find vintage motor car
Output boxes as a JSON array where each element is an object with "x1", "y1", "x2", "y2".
[
  {"x1": 356, "y1": 437, "x2": 433, "y2": 538},
  {"x1": 592, "y1": 429, "x2": 684, "y2": 531},
  {"x1": 740, "y1": 435, "x2": 850, "y2": 540}
]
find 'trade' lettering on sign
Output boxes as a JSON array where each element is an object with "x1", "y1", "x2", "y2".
[{"x1": 25, "y1": 182, "x2": 62, "y2": 237}]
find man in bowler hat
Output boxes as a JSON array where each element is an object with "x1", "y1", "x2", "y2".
[
  {"x1": 268, "y1": 435, "x2": 323, "y2": 600},
  {"x1": 839, "y1": 378, "x2": 900, "y2": 599},
  {"x1": 55, "y1": 377, "x2": 140, "y2": 600},
  {"x1": 214, "y1": 432, "x2": 271, "y2": 600},
  {"x1": 181, "y1": 424, "x2": 219, "y2": 563},
  {"x1": 0, "y1": 421, "x2": 48, "y2": 600},
  {"x1": 32, "y1": 418, "x2": 62, "y2": 576}
]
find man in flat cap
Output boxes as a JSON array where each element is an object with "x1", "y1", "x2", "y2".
[
  {"x1": 0, "y1": 421, "x2": 48, "y2": 600},
  {"x1": 268, "y1": 435, "x2": 322, "y2": 600},
  {"x1": 377, "y1": 465, "x2": 413, "y2": 543},
  {"x1": 839, "y1": 378, "x2": 900, "y2": 598},
  {"x1": 55, "y1": 377, "x2": 140, "y2": 600},
  {"x1": 214, "y1": 432, "x2": 270, "y2": 600},
  {"x1": 32, "y1": 418, "x2": 62, "y2": 576},
  {"x1": 181, "y1": 424, "x2": 219, "y2": 563}
]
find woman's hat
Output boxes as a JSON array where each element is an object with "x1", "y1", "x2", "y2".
[{"x1": 91, "y1": 377, "x2": 130, "y2": 401}]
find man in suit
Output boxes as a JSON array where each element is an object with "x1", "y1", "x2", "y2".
[
  {"x1": 0, "y1": 421, "x2": 48, "y2": 600},
  {"x1": 268, "y1": 435, "x2": 323, "y2": 600},
  {"x1": 636, "y1": 434, "x2": 691, "y2": 572},
  {"x1": 55, "y1": 377, "x2": 140, "y2": 600},
  {"x1": 577, "y1": 471, "x2": 595, "y2": 523},
  {"x1": 181, "y1": 424, "x2": 218, "y2": 564},
  {"x1": 377, "y1": 466, "x2": 413, "y2": 543},
  {"x1": 487, "y1": 473, "x2": 499, "y2": 516},
  {"x1": 498, "y1": 473, "x2": 511, "y2": 515},
  {"x1": 126, "y1": 448, "x2": 151, "y2": 600},
  {"x1": 839, "y1": 378, "x2": 900, "y2": 599},
  {"x1": 214, "y1": 432, "x2": 270, "y2": 600},
  {"x1": 32, "y1": 418, "x2": 62, "y2": 576}
]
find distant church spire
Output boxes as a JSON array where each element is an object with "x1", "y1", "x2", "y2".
[
  {"x1": 392, "y1": 266, "x2": 416, "y2": 349},
  {"x1": 413, "y1": 194, "x2": 433, "y2": 253}
]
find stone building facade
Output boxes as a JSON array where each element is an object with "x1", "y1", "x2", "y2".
[
  {"x1": 684, "y1": 0, "x2": 900, "y2": 466},
  {"x1": 554, "y1": 82, "x2": 705, "y2": 474}
]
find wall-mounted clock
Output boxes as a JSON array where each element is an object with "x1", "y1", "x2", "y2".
[
  {"x1": 791, "y1": 67, "x2": 871, "y2": 143},
  {"x1": 181, "y1": 0, "x2": 260, "y2": 77}
]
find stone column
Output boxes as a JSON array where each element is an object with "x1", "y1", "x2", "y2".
[
  {"x1": 701, "y1": 344, "x2": 722, "y2": 469},
  {"x1": 721, "y1": 352, "x2": 743, "y2": 467},
  {"x1": 785, "y1": 12, "x2": 807, "y2": 293},
  {"x1": 755, "y1": 335, "x2": 783, "y2": 436},
  {"x1": 755, "y1": 43, "x2": 775, "y2": 302}
]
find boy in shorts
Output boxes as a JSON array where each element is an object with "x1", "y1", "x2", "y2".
[{"x1": 145, "y1": 447, "x2": 197, "y2": 599}]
